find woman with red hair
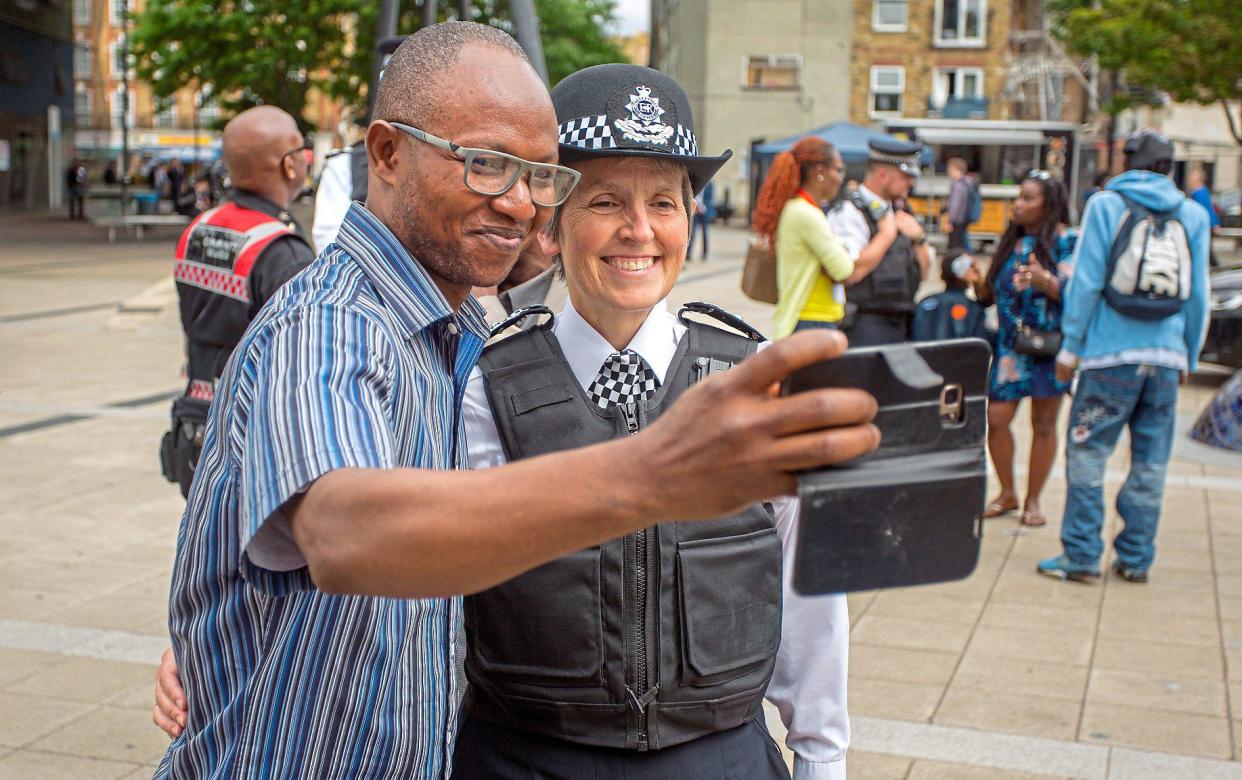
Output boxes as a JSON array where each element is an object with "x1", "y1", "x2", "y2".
[{"x1": 752, "y1": 138, "x2": 853, "y2": 338}]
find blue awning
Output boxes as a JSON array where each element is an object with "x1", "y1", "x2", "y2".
[{"x1": 753, "y1": 121, "x2": 934, "y2": 165}]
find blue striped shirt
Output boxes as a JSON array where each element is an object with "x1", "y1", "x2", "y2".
[{"x1": 157, "y1": 203, "x2": 489, "y2": 779}]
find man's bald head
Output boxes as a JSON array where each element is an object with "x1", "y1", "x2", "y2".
[
  {"x1": 372, "y1": 21, "x2": 532, "y2": 129},
  {"x1": 222, "y1": 105, "x2": 302, "y2": 194}
]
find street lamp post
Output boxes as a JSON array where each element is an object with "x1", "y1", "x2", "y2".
[{"x1": 119, "y1": 0, "x2": 130, "y2": 217}]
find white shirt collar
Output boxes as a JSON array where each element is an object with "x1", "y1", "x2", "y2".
[
  {"x1": 857, "y1": 182, "x2": 890, "y2": 210},
  {"x1": 553, "y1": 299, "x2": 686, "y2": 390}
]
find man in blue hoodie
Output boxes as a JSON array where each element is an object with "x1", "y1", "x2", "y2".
[{"x1": 1038, "y1": 129, "x2": 1211, "y2": 584}]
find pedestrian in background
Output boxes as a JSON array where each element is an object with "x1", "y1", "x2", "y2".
[
  {"x1": 1186, "y1": 168, "x2": 1221, "y2": 266},
  {"x1": 688, "y1": 179, "x2": 714, "y2": 261},
  {"x1": 1040, "y1": 129, "x2": 1211, "y2": 583},
  {"x1": 65, "y1": 159, "x2": 87, "y2": 220},
  {"x1": 976, "y1": 171, "x2": 1077, "y2": 528},
  {"x1": 1080, "y1": 171, "x2": 1109, "y2": 215},
  {"x1": 159, "y1": 105, "x2": 315, "y2": 497},
  {"x1": 944, "y1": 157, "x2": 975, "y2": 251},
  {"x1": 752, "y1": 137, "x2": 853, "y2": 338},
  {"x1": 828, "y1": 138, "x2": 929, "y2": 346},
  {"x1": 912, "y1": 247, "x2": 986, "y2": 342}
]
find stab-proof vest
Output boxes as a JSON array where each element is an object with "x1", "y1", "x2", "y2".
[
  {"x1": 846, "y1": 189, "x2": 920, "y2": 315},
  {"x1": 466, "y1": 316, "x2": 782, "y2": 752},
  {"x1": 172, "y1": 202, "x2": 297, "y2": 391}
]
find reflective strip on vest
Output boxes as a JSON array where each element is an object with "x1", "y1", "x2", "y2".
[{"x1": 173, "y1": 206, "x2": 294, "y2": 304}]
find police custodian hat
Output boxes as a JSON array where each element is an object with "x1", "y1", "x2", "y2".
[
  {"x1": 868, "y1": 137, "x2": 923, "y2": 176},
  {"x1": 551, "y1": 63, "x2": 732, "y2": 195}
]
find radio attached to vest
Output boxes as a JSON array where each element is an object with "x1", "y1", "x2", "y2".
[{"x1": 466, "y1": 307, "x2": 781, "y2": 751}]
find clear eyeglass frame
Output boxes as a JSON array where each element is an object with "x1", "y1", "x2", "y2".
[{"x1": 389, "y1": 121, "x2": 580, "y2": 207}]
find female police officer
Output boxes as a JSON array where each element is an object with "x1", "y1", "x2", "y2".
[{"x1": 453, "y1": 64, "x2": 847, "y2": 780}]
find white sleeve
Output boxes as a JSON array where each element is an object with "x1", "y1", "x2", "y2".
[
  {"x1": 462, "y1": 365, "x2": 508, "y2": 470},
  {"x1": 766, "y1": 493, "x2": 849, "y2": 780},
  {"x1": 826, "y1": 203, "x2": 870, "y2": 262},
  {"x1": 312, "y1": 154, "x2": 354, "y2": 253}
]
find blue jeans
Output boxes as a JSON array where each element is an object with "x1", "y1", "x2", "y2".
[
  {"x1": 793, "y1": 319, "x2": 839, "y2": 332},
  {"x1": 1061, "y1": 364, "x2": 1180, "y2": 572}
]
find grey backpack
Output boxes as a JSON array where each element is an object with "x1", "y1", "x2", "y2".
[{"x1": 1104, "y1": 195, "x2": 1192, "y2": 320}]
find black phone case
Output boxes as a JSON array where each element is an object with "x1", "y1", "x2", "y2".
[{"x1": 783, "y1": 338, "x2": 991, "y2": 594}]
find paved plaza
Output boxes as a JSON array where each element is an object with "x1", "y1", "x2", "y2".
[{"x1": 1, "y1": 210, "x2": 1240, "y2": 779}]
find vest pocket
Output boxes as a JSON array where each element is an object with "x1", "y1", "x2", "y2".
[
  {"x1": 465, "y1": 546, "x2": 604, "y2": 685},
  {"x1": 676, "y1": 528, "x2": 782, "y2": 686}
]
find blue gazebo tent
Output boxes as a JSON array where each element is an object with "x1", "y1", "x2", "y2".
[{"x1": 747, "y1": 121, "x2": 933, "y2": 221}]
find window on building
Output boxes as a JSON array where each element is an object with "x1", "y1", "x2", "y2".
[
  {"x1": 74, "y1": 86, "x2": 92, "y2": 126},
  {"x1": 743, "y1": 55, "x2": 801, "y2": 90},
  {"x1": 935, "y1": 0, "x2": 986, "y2": 46},
  {"x1": 154, "y1": 101, "x2": 177, "y2": 129},
  {"x1": 110, "y1": 36, "x2": 129, "y2": 78},
  {"x1": 110, "y1": 0, "x2": 128, "y2": 25},
  {"x1": 870, "y1": 66, "x2": 905, "y2": 117},
  {"x1": 932, "y1": 66, "x2": 984, "y2": 106},
  {"x1": 111, "y1": 86, "x2": 136, "y2": 129},
  {"x1": 873, "y1": 0, "x2": 908, "y2": 32},
  {"x1": 73, "y1": 0, "x2": 91, "y2": 25},
  {"x1": 73, "y1": 44, "x2": 92, "y2": 79},
  {"x1": 196, "y1": 89, "x2": 220, "y2": 127}
]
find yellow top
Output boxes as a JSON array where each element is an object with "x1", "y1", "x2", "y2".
[{"x1": 772, "y1": 197, "x2": 854, "y2": 338}]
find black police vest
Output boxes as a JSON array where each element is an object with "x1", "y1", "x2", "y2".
[
  {"x1": 465, "y1": 317, "x2": 782, "y2": 751},
  {"x1": 846, "y1": 189, "x2": 920, "y2": 315},
  {"x1": 348, "y1": 141, "x2": 368, "y2": 203}
]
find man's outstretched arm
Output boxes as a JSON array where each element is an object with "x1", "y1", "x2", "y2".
[{"x1": 289, "y1": 329, "x2": 878, "y2": 599}]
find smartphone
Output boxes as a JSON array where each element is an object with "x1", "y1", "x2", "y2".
[{"x1": 782, "y1": 339, "x2": 991, "y2": 594}]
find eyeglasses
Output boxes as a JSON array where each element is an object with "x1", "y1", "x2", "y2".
[
  {"x1": 389, "y1": 122, "x2": 580, "y2": 207},
  {"x1": 280, "y1": 138, "x2": 313, "y2": 167},
  {"x1": 1027, "y1": 169, "x2": 1054, "y2": 181}
]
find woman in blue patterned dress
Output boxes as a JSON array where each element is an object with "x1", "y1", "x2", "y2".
[{"x1": 977, "y1": 172, "x2": 1076, "y2": 526}]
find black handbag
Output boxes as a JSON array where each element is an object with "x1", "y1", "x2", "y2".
[
  {"x1": 1013, "y1": 320, "x2": 1062, "y2": 358},
  {"x1": 1011, "y1": 287, "x2": 1062, "y2": 358},
  {"x1": 783, "y1": 339, "x2": 991, "y2": 593}
]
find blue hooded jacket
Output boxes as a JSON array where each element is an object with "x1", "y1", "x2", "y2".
[{"x1": 1059, "y1": 170, "x2": 1212, "y2": 371}]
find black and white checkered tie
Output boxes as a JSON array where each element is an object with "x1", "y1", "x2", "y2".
[{"x1": 587, "y1": 350, "x2": 659, "y2": 409}]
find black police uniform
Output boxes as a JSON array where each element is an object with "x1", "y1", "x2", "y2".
[
  {"x1": 838, "y1": 138, "x2": 925, "y2": 346},
  {"x1": 160, "y1": 189, "x2": 313, "y2": 496}
]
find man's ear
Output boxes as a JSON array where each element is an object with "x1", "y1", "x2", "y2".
[
  {"x1": 537, "y1": 222, "x2": 561, "y2": 258},
  {"x1": 366, "y1": 121, "x2": 401, "y2": 186}
]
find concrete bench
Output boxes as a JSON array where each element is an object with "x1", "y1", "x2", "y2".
[{"x1": 91, "y1": 215, "x2": 189, "y2": 243}]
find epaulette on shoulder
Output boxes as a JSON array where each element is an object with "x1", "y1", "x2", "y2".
[
  {"x1": 676, "y1": 301, "x2": 766, "y2": 342},
  {"x1": 488, "y1": 304, "x2": 553, "y2": 340}
]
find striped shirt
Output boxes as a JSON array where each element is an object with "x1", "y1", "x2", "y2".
[{"x1": 157, "y1": 203, "x2": 489, "y2": 779}]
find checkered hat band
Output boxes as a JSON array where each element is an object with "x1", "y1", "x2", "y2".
[
  {"x1": 560, "y1": 116, "x2": 700, "y2": 157},
  {"x1": 871, "y1": 152, "x2": 918, "y2": 167},
  {"x1": 559, "y1": 115, "x2": 615, "y2": 150},
  {"x1": 587, "y1": 350, "x2": 660, "y2": 409}
]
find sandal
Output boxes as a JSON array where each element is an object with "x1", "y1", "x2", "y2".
[
  {"x1": 984, "y1": 499, "x2": 1019, "y2": 518},
  {"x1": 1020, "y1": 509, "x2": 1047, "y2": 527}
]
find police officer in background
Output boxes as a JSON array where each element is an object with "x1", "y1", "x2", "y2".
[
  {"x1": 828, "y1": 138, "x2": 930, "y2": 346},
  {"x1": 159, "y1": 105, "x2": 314, "y2": 496}
]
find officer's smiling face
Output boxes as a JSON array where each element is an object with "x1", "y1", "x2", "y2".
[{"x1": 542, "y1": 157, "x2": 691, "y2": 325}]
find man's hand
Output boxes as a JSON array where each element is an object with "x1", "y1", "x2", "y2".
[
  {"x1": 631, "y1": 330, "x2": 880, "y2": 520},
  {"x1": 877, "y1": 212, "x2": 898, "y2": 238},
  {"x1": 893, "y1": 210, "x2": 925, "y2": 242},
  {"x1": 1055, "y1": 352, "x2": 1078, "y2": 385},
  {"x1": 153, "y1": 647, "x2": 188, "y2": 739}
]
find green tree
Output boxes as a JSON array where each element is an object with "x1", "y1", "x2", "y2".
[
  {"x1": 130, "y1": 0, "x2": 626, "y2": 130},
  {"x1": 1051, "y1": 0, "x2": 1242, "y2": 144}
]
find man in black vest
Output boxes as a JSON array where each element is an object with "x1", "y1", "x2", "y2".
[
  {"x1": 160, "y1": 105, "x2": 315, "y2": 496},
  {"x1": 828, "y1": 138, "x2": 929, "y2": 346}
]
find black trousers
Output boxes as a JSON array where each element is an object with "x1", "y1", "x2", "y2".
[
  {"x1": 450, "y1": 711, "x2": 791, "y2": 780},
  {"x1": 843, "y1": 311, "x2": 910, "y2": 347}
]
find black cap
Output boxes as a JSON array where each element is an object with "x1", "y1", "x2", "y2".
[
  {"x1": 868, "y1": 137, "x2": 923, "y2": 176},
  {"x1": 1123, "y1": 128, "x2": 1174, "y2": 169},
  {"x1": 551, "y1": 63, "x2": 731, "y2": 195}
]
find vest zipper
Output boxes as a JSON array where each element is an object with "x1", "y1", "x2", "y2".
[{"x1": 620, "y1": 401, "x2": 653, "y2": 750}]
